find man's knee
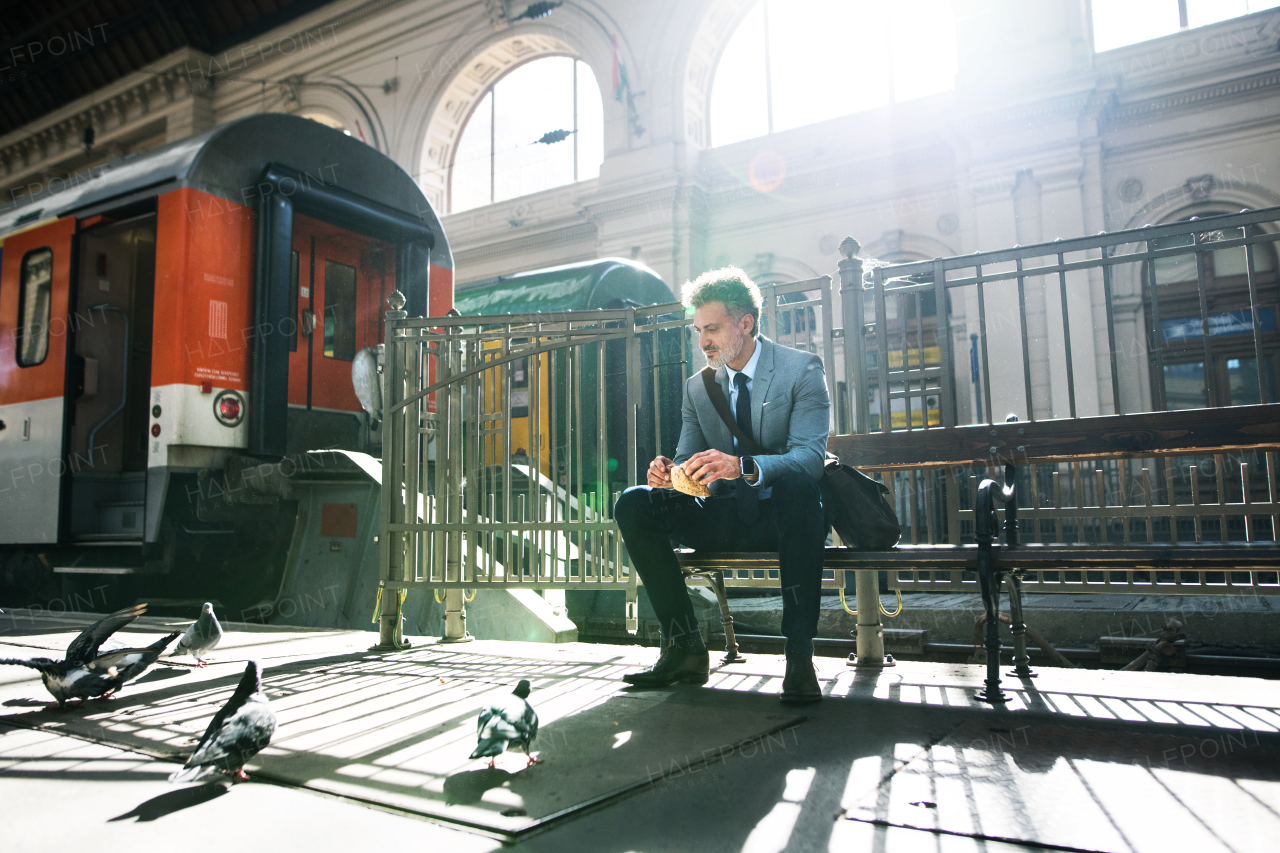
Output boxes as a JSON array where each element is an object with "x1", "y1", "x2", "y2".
[
  {"x1": 773, "y1": 470, "x2": 820, "y2": 502},
  {"x1": 614, "y1": 486, "x2": 654, "y2": 528}
]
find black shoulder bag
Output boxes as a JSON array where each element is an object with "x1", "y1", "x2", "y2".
[{"x1": 700, "y1": 367, "x2": 901, "y2": 550}]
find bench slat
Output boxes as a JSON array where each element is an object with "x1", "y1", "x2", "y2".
[{"x1": 677, "y1": 543, "x2": 1280, "y2": 571}]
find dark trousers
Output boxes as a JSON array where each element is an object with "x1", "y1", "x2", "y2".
[{"x1": 614, "y1": 470, "x2": 828, "y2": 644}]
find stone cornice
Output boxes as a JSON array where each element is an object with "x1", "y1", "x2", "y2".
[
  {"x1": 1104, "y1": 67, "x2": 1280, "y2": 125},
  {"x1": 951, "y1": 88, "x2": 1098, "y2": 138},
  {"x1": 0, "y1": 48, "x2": 212, "y2": 178},
  {"x1": 452, "y1": 221, "x2": 598, "y2": 266},
  {"x1": 578, "y1": 182, "x2": 701, "y2": 220}
]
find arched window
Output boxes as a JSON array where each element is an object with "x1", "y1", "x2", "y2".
[
  {"x1": 1145, "y1": 218, "x2": 1279, "y2": 409},
  {"x1": 449, "y1": 57, "x2": 603, "y2": 213},
  {"x1": 1092, "y1": 0, "x2": 1280, "y2": 53},
  {"x1": 709, "y1": 0, "x2": 957, "y2": 148}
]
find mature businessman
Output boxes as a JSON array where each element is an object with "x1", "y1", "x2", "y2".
[{"x1": 614, "y1": 267, "x2": 830, "y2": 702}]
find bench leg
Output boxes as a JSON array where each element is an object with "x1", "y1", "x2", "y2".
[
  {"x1": 712, "y1": 571, "x2": 746, "y2": 664},
  {"x1": 851, "y1": 567, "x2": 895, "y2": 668},
  {"x1": 976, "y1": 567, "x2": 1009, "y2": 704},
  {"x1": 1006, "y1": 573, "x2": 1035, "y2": 678}
]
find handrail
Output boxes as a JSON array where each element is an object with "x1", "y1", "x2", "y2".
[{"x1": 878, "y1": 204, "x2": 1280, "y2": 278}]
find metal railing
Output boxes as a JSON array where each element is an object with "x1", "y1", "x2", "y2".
[
  {"x1": 848, "y1": 208, "x2": 1280, "y2": 594},
  {"x1": 373, "y1": 277, "x2": 856, "y2": 645},
  {"x1": 856, "y1": 208, "x2": 1280, "y2": 431},
  {"x1": 377, "y1": 208, "x2": 1280, "y2": 645}
]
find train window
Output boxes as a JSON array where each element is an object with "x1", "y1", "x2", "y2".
[
  {"x1": 290, "y1": 250, "x2": 300, "y2": 352},
  {"x1": 16, "y1": 247, "x2": 53, "y2": 367},
  {"x1": 323, "y1": 260, "x2": 356, "y2": 361}
]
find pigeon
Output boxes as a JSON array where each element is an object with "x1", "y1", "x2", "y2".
[
  {"x1": 172, "y1": 602, "x2": 222, "y2": 666},
  {"x1": 470, "y1": 680, "x2": 540, "y2": 768},
  {"x1": 106, "y1": 631, "x2": 183, "y2": 690},
  {"x1": 170, "y1": 660, "x2": 276, "y2": 784},
  {"x1": 0, "y1": 603, "x2": 155, "y2": 708}
]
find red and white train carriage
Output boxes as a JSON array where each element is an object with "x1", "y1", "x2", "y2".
[{"x1": 0, "y1": 114, "x2": 452, "y2": 604}]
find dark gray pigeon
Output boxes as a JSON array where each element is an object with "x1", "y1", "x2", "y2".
[
  {"x1": 470, "y1": 680, "x2": 540, "y2": 768},
  {"x1": 0, "y1": 603, "x2": 155, "y2": 708},
  {"x1": 170, "y1": 660, "x2": 276, "y2": 784},
  {"x1": 172, "y1": 602, "x2": 222, "y2": 666}
]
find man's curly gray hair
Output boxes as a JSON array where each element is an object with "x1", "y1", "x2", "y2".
[{"x1": 680, "y1": 267, "x2": 763, "y2": 338}]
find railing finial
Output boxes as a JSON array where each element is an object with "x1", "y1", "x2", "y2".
[{"x1": 839, "y1": 236, "x2": 861, "y2": 259}]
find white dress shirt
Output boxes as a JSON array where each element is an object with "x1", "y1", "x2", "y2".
[{"x1": 725, "y1": 338, "x2": 769, "y2": 496}]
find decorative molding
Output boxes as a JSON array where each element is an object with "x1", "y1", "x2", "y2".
[
  {"x1": 1105, "y1": 68, "x2": 1280, "y2": 124},
  {"x1": 417, "y1": 32, "x2": 577, "y2": 211},
  {"x1": 452, "y1": 221, "x2": 597, "y2": 265},
  {"x1": 682, "y1": 0, "x2": 757, "y2": 149},
  {"x1": 1117, "y1": 177, "x2": 1144, "y2": 203},
  {"x1": 485, "y1": 0, "x2": 510, "y2": 31},
  {"x1": 1186, "y1": 174, "x2": 1216, "y2": 202}
]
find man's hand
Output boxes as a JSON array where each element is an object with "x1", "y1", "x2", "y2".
[
  {"x1": 683, "y1": 449, "x2": 741, "y2": 486},
  {"x1": 648, "y1": 456, "x2": 675, "y2": 488}
]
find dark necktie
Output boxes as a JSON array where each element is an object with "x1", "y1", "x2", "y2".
[{"x1": 733, "y1": 373, "x2": 759, "y2": 522}]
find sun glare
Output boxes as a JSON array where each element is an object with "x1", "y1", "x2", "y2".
[{"x1": 710, "y1": 0, "x2": 957, "y2": 148}]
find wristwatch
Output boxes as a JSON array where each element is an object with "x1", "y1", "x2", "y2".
[{"x1": 740, "y1": 455, "x2": 757, "y2": 483}]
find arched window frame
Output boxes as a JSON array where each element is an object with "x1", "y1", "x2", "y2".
[
  {"x1": 707, "y1": 0, "x2": 958, "y2": 148},
  {"x1": 446, "y1": 54, "x2": 601, "y2": 214}
]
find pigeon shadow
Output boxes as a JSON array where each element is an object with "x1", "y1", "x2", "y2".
[
  {"x1": 442, "y1": 766, "x2": 515, "y2": 805},
  {"x1": 1, "y1": 697, "x2": 47, "y2": 707},
  {"x1": 108, "y1": 783, "x2": 229, "y2": 822},
  {"x1": 132, "y1": 667, "x2": 191, "y2": 685}
]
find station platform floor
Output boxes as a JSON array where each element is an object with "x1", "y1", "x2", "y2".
[{"x1": 1, "y1": 607, "x2": 1278, "y2": 853}]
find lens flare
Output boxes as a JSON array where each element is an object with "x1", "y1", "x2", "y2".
[{"x1": 749, "y1": 149, "x2": 786, "y2": 192}]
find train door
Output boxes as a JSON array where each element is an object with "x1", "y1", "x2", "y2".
[
  {"x1": 286, "y1": 214, "x2": 391, "y2": 452},
  {"x1": 0, "y1": 217, "x2": 76, "y2": 544},
  {"x1": 65, "y1": 215, "x2": 157, "y2": 542}
]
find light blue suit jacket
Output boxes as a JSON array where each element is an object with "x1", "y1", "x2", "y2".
[{"x1": 673, "y1": 335, "x2": 830, "y2": 495}]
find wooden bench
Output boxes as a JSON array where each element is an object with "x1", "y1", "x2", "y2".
[{"x1": 676, "y1": 404, "x2": 1280, "y2": 701}]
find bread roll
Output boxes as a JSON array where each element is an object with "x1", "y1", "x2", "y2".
[{"x1": 671, "y1": 463, "x2": 710, "y2": 497}]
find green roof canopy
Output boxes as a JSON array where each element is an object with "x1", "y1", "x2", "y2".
[{"x1": 454, "y1": 258, "x2": 674, "y2": 316}]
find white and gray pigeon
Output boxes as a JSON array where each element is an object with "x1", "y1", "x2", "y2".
[
  {"x1": 170, "y1": 660, "x2": 276, "y2": 784},
  {"x1": 0, "y1": 604, "x2": 167, "y2": 708},
  {"x1": 172, "y1": 602, "x2": 222, "y2": 666},
  {"x1": 108, "y1": 631, "x2": 182, "y2": 688},
  {"x1": 470, "y1": 679, "x2": 540, "y2": 768}
]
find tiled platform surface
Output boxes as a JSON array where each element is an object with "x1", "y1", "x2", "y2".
[{"x1": 1, "y1": 608, "x2": 1279, "y2": 853}]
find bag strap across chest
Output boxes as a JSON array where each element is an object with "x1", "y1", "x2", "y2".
[{"x1": 700, "y1": 366, "x2": 769, "y2": 457}]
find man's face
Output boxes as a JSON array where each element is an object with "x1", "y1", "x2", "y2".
[{"x1": 693, "y1": 301, "x2": 750, "y2": 369}]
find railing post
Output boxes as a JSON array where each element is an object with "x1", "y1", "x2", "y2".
[
  {"x1": 838, "y1": 237, "x2": 868, "y2": 434},
  {"x1": 377, "y1": 290, "x2": 408, "y2": 651},
  {"x1": 975, "y1": 452, "x2": 1017, "y2": 703},
  {"x1": 974, "y1": 480, "x2": 1007, "y2": 702},
  {"x1": 441, "y1": 329, "x2": 473, "y2": 643},
  {"x1": 839, "y1": 237, "x2": 890, "y2": 667},
  {"x1": 1007, "y1": 572, "x2": 1034, "y2": 678}
]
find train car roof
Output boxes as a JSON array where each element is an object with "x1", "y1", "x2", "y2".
[
  {"x1": 0, "y1": 113, "x2": 450, "y2": 268},
  {"x1": 454, "y1": 258, "x2": 674, "y2": 316}
]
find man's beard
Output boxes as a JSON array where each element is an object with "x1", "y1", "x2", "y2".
[{"x1": 703, "y1": 328, "x2": 745, "y2": 370}]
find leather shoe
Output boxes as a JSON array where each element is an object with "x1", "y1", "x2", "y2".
[
  {"x1": 623, "y1": 643, "x2": 710, "y2": 687},
  {"x1": 780, "y1": 656, "x2": 822, "y2": 703}
]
